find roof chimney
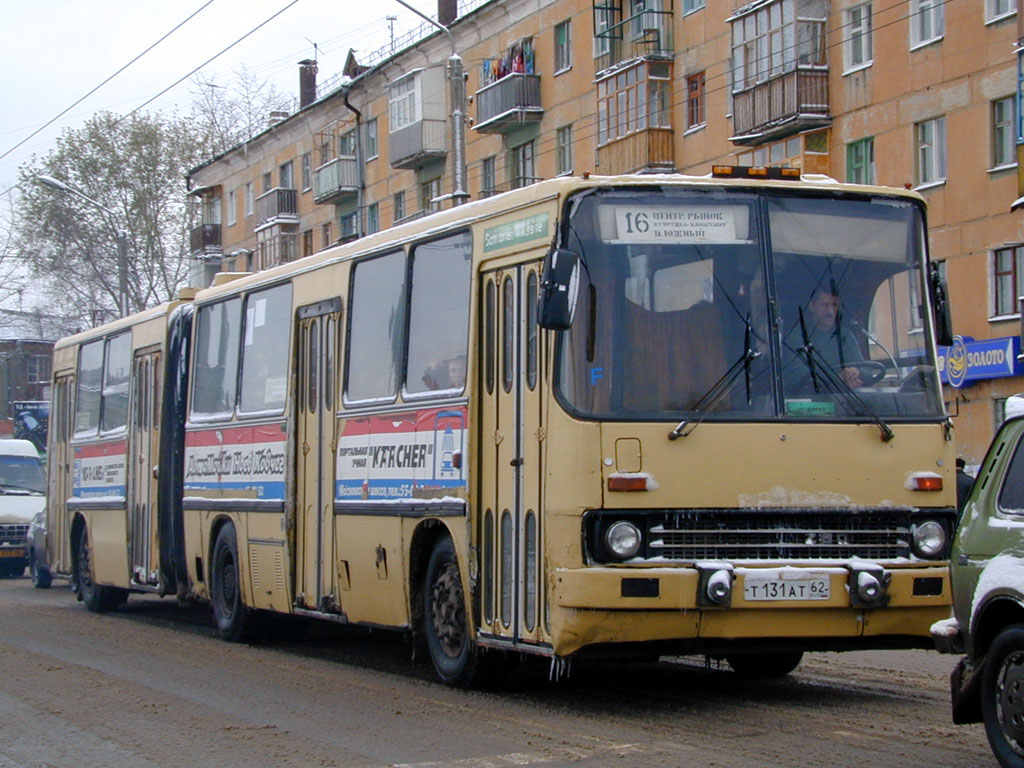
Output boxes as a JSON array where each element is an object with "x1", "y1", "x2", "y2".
[
  {"x1": 438, "y1": 0, "x2": 457, "y2": 26},
  {"x1": 299, "y1": 59, "x2": 319, "y2": 109}
]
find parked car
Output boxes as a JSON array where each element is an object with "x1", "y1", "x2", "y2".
[
  {"x1": 0, "y1": 439, "x2": 47, "y2": 579},
  {"x1": 934, "y1": 412, "x2": 1024, "y2": 768}
]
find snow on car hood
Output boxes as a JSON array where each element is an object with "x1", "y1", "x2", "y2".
[{"x1": 0, "y1": 495, "x2": 46, "y2": 523}]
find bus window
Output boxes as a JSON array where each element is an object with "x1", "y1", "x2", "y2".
[
  {"x1": 405, "y1": 232, "x2": 471, "y2": 396},
  {"x1": 239, "y1": 283, "x2": 292, "y2": 415},
  {"x1": 74, "y1": 339, "x2": 104, "y2": 437},
  {"x1": 346, "y1": 250, "x2": 405, "y2": 403},
  {"x1": 191, "y1": 298, "x2": 242, "y2": 418},
  {"x1": 100, "y1": 332, "x2": 131, "y2": 432}
]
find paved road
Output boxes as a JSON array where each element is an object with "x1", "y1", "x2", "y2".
[{"x1": 0, "y1": 577, "x2": 994, "y2": 768}]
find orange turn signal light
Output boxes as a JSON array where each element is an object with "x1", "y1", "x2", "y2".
[
  {"x1": 909, "y1": 474, "x2": 943, "y2": 491},
  {"x1": 608, "y1": 475, "x2": 649, "y2": 492}
]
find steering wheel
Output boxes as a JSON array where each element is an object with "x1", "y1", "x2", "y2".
[{"x1": 844, "y1": 360, "x2": 886, "y2": 386}]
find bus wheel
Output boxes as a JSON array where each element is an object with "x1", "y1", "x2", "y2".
[
  {"x1": 30, "y1": 552, "x2": 51, "y2": 589},
  {"x1": 424, "y1": 536, "x2": 479, "y2": 687},
  {"x1": 75, "y1": 528, "x2": 126, "y2": 612},
  {"x1": 725, "y1": 651, "x2": 803, "y2": 678},
  {"x1": 982, "y1": 624, "x2": 1024, "y2": 768},
  {"x1": 210, "y1": 522, "x2": 254, "y2": 643}
]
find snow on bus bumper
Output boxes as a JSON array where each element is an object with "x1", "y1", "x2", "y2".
[{"x1": 551, "y1": 564, "x2": 950, "y2": 653}]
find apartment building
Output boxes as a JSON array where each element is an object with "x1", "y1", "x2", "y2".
[{"x1": 186, "y1": 0, "x2": 1024, "y2": 460}]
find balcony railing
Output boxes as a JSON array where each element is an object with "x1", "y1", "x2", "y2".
[
  {"x1": 594, "y1": 7, "x2": 673, "y2": 73},
  {"x1": 254, "y1": 187, "x2": 298, "y2": 229},
  {"x1": 389, "y1": 119, "x2": 447, "y2": 170},
  {"x1": 189, "y1": 223, "x2": 221, "y2": 258},
  {"x1": 597, "y1": 128, "x2": 674, "y2": 174},
  {"x1": 731, "y1": 68, "x2": 830, "y2": 143},
  {"x1": 313, "y1": 156, "x2": 359, "y2": 204},
  {"x1": 474, "y1": 73, "x2": 543, "y2": 133}
]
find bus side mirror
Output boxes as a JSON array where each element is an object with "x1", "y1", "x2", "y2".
[
  {"x1": 538, "y1": 249, "x2": 581, "y2": 330},
  {"x1": 930, "y1": 264, "x2": 953, "y2": 347}
]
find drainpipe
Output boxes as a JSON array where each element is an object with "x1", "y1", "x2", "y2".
[{"x1": 342, "y1": 84, "x2": 365, "y2": 238}]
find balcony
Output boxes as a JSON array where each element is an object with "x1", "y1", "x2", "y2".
[
  {"x1": 594, "y1": 5, "x2": 673, "y2": 74},
  {"x1": 254, "y1": 187, "x2": 298, "y2": 230},
  {"x1": 389, "y1": 119, "x2": 447, "y2": 170},
  {"x1": 731, "y1": 69, "x2": 830, "y2": 144},
  {"x1": 313, "y1": 156, "x2": 359, "y2": 204},
  {"x1": 474, "y1": 73, "x2": 543, "y2": 134},
  {"x1": 189, "y1": 223, "x2": 221, "y2": 259},
  {"x1": 597, "y1": 128, "x2": 674, "y2": 174},
  {"x1": 255, "y1": 232, "x2": 298, "y2": 271}
]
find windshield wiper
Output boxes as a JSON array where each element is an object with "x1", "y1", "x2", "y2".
[
  {"x1": 796, "y1": 313, "x2": 894, "y2": 443},
  {"x1": 0, "y1": 483, "x2": 44, "y2": 495},
  {"x1": 669, "y1": 316, "x2": 761, "y2": 440}
]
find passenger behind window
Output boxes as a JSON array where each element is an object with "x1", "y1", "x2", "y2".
[{"x1": 421, "y1": 355, "x2": 467, "y2": 391}]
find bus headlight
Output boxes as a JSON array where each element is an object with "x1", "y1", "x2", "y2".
[
  {"x1": 605, "y1": 521, "x2": 642, "y2": 560},
  {"x1": 911, "y1": 520, "x2": 947, "y2": 559}
]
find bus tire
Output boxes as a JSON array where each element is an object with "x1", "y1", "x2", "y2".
[
  {"x1": 30, "y1": 552, "x2": 51, "y2": 589},
  {"x1": 725, "y1": 651, "x2": 803, "y2": 678},
  {"x1": 210, "y1": 522, "x2": 254, "y2": 643},
  {"x1": 423, "y1": 536, "x2": 479, "y2": 687},
  {"x1": 982, "y1": 624, "x2": 1024, "y2": 768},
  {"x1": 75, "y1": 527, "x2": 126, "y2": 613}
]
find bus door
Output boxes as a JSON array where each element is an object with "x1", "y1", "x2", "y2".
[
  {"x1": 295, "y1": 299, "x2": 341, "y2": 613},
  {"x1": 49, "y1": 374, "x2": 75, "y2": 574},
  {"x1": 480, "y1": 263, "x2": 544, "y2": 646},
  {"x1": 128, "y1": 350, "x2": 160, "y2": 585}
]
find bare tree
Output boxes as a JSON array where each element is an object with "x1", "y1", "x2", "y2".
[{"x1": 189, "y1": 65, "x2": 294, "y2": 156}]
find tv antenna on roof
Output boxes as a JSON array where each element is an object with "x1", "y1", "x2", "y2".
[
  {"x1": 305, "y1": 38, "x2": 321, "y2": 61},
  {"x1": 387, "y1": 15, "x2": 397, "y2": 53}
]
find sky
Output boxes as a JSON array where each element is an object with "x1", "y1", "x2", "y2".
[{"x1": 0, "y1": 0, "x2": 442, "y2": 196}]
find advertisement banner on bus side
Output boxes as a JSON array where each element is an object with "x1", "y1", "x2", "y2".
[
  {"x1": 183, "y1": 423, "x2": 287, "y2": 499},
  {"x1": 72, "y1": 440, "x2": 127, "y2": 498},
  {"x1": 336, "y1": 407, "x2": 467, "y2": 502}
]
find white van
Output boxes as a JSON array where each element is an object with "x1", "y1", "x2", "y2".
[{"x1": 0, "y1": 439, "x2": 46, "y2": 579}]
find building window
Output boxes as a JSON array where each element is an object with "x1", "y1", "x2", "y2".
[
  {"x1": 340, "y1": 211, "x2": 358, "y2": 239},
  {"x1": 261, "y1": 172, "x2": 272, "y2": 194},
  {"x1": 993, "y1": 97, "x2": 1016, "y2": 168},
  {"x1": 596, "y1": 60, "x2": 672, "y2": 145},
  {"x1": 26, "y1": 355, "x2": 51, "y2": 384},
  {"x1": 916, "y1": 116, "x2": 946, "y2": 185},
  {"x1": 556, "y1": 126, "x2": 573, "y2": 175},
  {"x1": 367, "y1": 202, "x2": 380, "y2": 234},
  {"x1": 389, "y1": 74, "x2": 420, "y2": 132},
  {"x1": 731, "y1": 0, "x2": 826, "y2": 94},
  {"x1": 321, "y1": 221, "x2": 333, "y2": 250},
  {"x1": 683, "y1": 0, "x2": 705, "y2": 13},
  {"x1": 302, "y1": 229, "x2": 313, "y2": 257},
  {"x1": 393, "y1": 191, "x2": 406, "y2": 222},
  {"x1": 846, "y1": 137, "x2": 875, "y2": 184},
  {"x1": 686, "y1": 72, "x2": 705, "y2": 129},
  {"x1": 845, "y1": 3, "x2": 873, "y2": 70},
  {"x1": 301, "y1": 153, "x2": 312, "y2": 190},
  {"x1": 987, "y1": 0, "x2": 1017, "y2": 22},
  {"x1": 555, "y1": 20, "x2": 572, "y2": 72},
  {"x1": 365, "y1": 118, "x2": 378, "y2": 159},
  {"x1": 420, "y1": 177, "x2": 441, "y2": 213},
  {"x1": 910, "y1": 0, "x2": 944, "y2": 48},
  {"x1": 509, "y1": 141, "x2": 536, "y2": 188},
  {"x1": 339, "y1": 129, "x2": 357, "y2": 157},
  {"x1": 245, "y1": 182, "x2": 254, "y2": 216},
  {"x1": 993, "y1": 245, "x2": 1024, "y2": 316},
  {"x1": 481, "y1": 156, "x2": 496, "y2": 197},
  {"x1": 226, "y1": 189, "x2": 237, "y2": 226},
  {"x1": 593, "y1": 4, "x2": 613, "y2": 58},
  {"x1": 279, "y1": 161, "x2": 294, "y2": 189}
]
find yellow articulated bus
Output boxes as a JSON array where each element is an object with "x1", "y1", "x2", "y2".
[{"x1": 47, "y1": 171, "x2": 956, "y2": 686}]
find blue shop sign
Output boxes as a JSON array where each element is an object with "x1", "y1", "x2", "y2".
[{"x1": 937, "y1": 336, "x2": 1022, "y2": 387}]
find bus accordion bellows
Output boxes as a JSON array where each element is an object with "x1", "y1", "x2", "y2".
[{"x1": 46, "y1": 172, "x2": 957, "y2": 686}]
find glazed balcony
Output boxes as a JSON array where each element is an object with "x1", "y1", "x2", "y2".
[
  {"x1": 389, "y1": 119, "x2": 447, "y2": 170},
  {"x1": 474, "y1": 73, "x2": 543, "y2": 134}
]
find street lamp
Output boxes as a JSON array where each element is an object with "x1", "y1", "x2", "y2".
[{"x1": 36, "y1": 175, "x2": 129, "y2": 318}]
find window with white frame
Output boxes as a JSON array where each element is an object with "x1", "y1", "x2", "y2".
[
  {"x1": 245, "y1": 182, "x2": 254, "y2": 216},
  {"x1": 683, "y1": 0, "x2": 705, "y2": 13},
  {"x1": 510, "y1": 141, "x2": 536, "y2": 188},
  {"x1": 686, "y1": 71, "x2": 705, "y2": 129},
  {"x1": 339, "y1": 129, "x2": 357, "y2": 156},
  {"x1": 993, "y1": 97, "x2": 1016, "y2": 168},
  {"x1": 367, "y1": 202, "x2": 380, "y2": 234},
  {"x1": 420, "y1": 177, "x2": 441, "y2": 212},
  {"x1": 846, "y1": 137, "x2": 875, "y2": 184},
  {"x1": 593, "y1": 3, "x2": 613, "y2": 57},
  {"x1": 556, "y1": 126, "x2": 573, "y2": 175},
  {"x1": 227, "y1": 189, "x2": 237, "y2": 226},
  {"x1": 916, "y1": 116, "x2": 946, "y2": 185},
  {"x1": 365, "y1": 118, "x2": 378, "y2": 159},
  {"x1": 596, "y1": 60, "x2": 671, "y2": 145},
  {"x1": 389, "y1": 74, "x2": 421, "y2": 132},
  {"x1": 279, "y1": 161, "x2": 293, "y2": 189},
  {"x1": 731, "y1": 0, "x2": 827, "y2": 94},
  {"x1": 845, "y1": 3, "x2": 873, "y2": 70},
  {"x1": 555, "y1": 20, "x2": 572, "y2": 72},
  {"x1": 393, "y1": 191, "x2": 406, "y2": 222},
  {"x1": 993, "y1": 245, "x2": 1024, "y2": 316},
  {"x1": 910, "y1": 0, "x2": 944, "y2": 48},
  {"x1": 301, "y1": 153, "x2": 312, "y2": 190},
  {"x1": 987, "y1": 0, "x2": 1017, "y2": 22},
  {"x1": 481, "y1": 156, "x2": 496, "y2": 196}
]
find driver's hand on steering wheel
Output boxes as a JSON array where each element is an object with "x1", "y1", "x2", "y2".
[{"x1": 839, "y1": 366, "x2": 863, "y2": 387}]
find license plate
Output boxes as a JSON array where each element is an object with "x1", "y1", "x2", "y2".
[
  {"x1": 0, "y1": 549, "x2": 25, "y2": 559},
  {"x1": 743, "y1": 573, "x2": 830, "y2": 601}
]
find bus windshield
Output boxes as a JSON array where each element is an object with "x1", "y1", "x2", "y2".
[{"x1": 556, "y1": 187, "x2": 944, "y2": 422}]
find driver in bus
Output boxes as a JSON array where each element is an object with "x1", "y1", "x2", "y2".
[{"x1": 802, "y1": 285, "x2": 864, "y2": 388}]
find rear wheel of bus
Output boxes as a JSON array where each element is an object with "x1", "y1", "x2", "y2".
[
  {"x1": 75, "y1": 526, "x2": 127, "y2": 612},
  {"x1": 210, "y1": 521, "x2": 255, "y2": 643}
]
